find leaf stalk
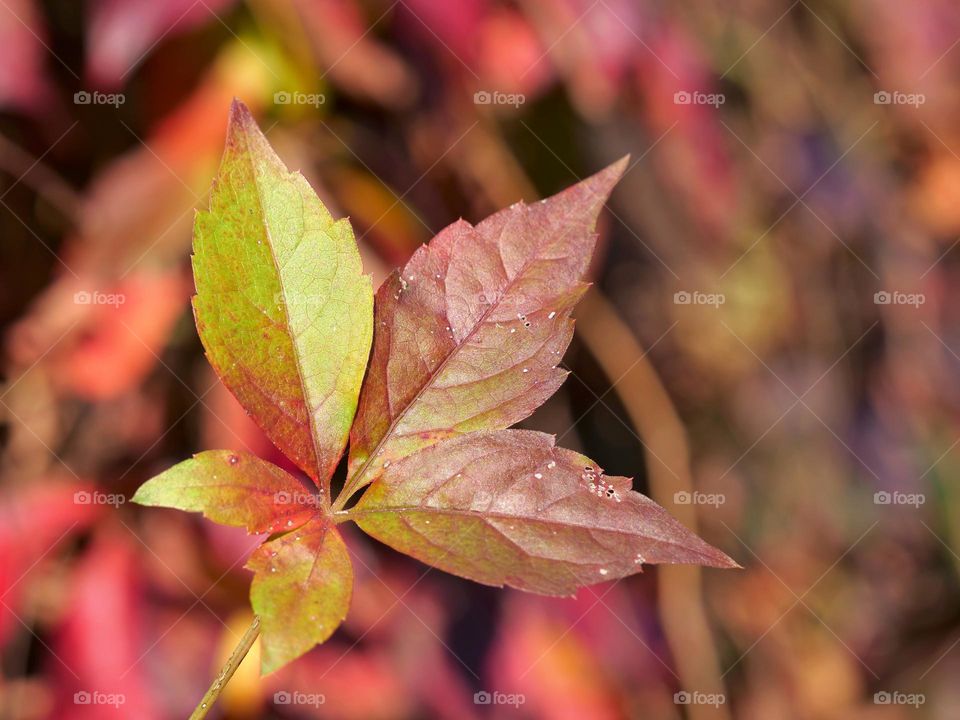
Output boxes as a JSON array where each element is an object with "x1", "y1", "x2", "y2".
[{"x1": 189, "y1": 614, "x2": 261, "y2": 719}]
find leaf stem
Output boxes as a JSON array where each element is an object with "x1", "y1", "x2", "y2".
[{"x1": 189, "y1": 615, "x2": 261, "y2": 720}]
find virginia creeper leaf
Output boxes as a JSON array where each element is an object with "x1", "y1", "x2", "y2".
[
  {"x1": 345, "y1": 159, "x2": 627, "y2": 499},
  {"x1": 352, "y1": 430, "x2": 736, "y2": 595},
  {"x1": 193, "y1": 99, "x2": 373, "y2": 490},
  {"x1": 132, "y1": 110, "x2": 736, "y2": 680},
  {"x1": 132, "y1": 450, "x2": 317, "y2": 534},
  {"x1": 246, "y1": 518, "x2": 352, "y2": 673}
]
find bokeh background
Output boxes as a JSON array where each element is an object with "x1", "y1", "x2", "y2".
[{"x1": 1, "y1": 0, "x2": 959, "y2": 718}]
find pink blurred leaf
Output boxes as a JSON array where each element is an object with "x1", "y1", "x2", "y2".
[
  {"x1": 0, "y1": 483, "x2": 101, "y2": 646},
  {"x1": 53, "y1": 529, "x2": 161, "y2": 719},
  {"x1": 86, "y1": 0, "x2": 238, "y2": 86},
  {"x1": 0, "y1": 0, "x2": 53, "y2": 111}
]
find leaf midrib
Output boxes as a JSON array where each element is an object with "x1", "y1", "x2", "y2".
[
  {"x1": 340, "y1": 219, "x2": 562, "y2": 507},
  {"x1": 241, "y1": 132, "x2": 325, "y2": 489},
  {"x1": 349, "y1": 504, "x2": 666, "y2": 539},
  {"x1": 352, "y1": 503, "x2": 716, "y2": 569}
]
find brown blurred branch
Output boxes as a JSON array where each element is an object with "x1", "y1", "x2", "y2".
[
  {"x1": 574, "y1": 290, "x2": 731, "y2": 720},
  {"x1": 0, "y1": 131, "x2": 80, "y2": 219}
]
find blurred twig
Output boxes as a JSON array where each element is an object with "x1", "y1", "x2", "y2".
[
  {"x1": 0, "y1": 132, "x2": 80, "y2": 220},
  {"x1": 189, "y1": 615, "x2": 261, "y2": 720},
  {"x1": 574, "y1": 290, "x2": 732, "y2": 720}
]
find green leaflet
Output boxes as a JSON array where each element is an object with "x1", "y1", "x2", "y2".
[
  {"x1": 246, "y1": 518, "x2": 352, "y2": 674},
  {"x1": 132, "y1": 450, "x2": 317, "y2": 534},
  {"x1": 193, "y1": 99, "x2": 372, "y2": 492}
]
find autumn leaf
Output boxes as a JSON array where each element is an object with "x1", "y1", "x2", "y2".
[
  {"x1": 133, "y1": 103, "x2": 736, "y2": 682},
  {"x1": 193, "y1": 99, "x2": 373, "y2": 492},
  {"x1": 132, "y1": 450, "x2": 318, "y2": 535},
  {"x1": 246, "y1": 518, "x2": 352, "y2": 674},
  {"x1": 340, "y1": 159, "x2": 627, "y2": 506},
  {"x1": 351, "y1": 430, "x2": 736, "y2": 595}
]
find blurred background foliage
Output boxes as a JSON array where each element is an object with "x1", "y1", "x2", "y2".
[{"x1": 1, "y1": 0, "x2": 959, "y2": 718}]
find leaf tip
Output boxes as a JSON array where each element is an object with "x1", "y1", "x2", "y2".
[
  {"x1": 721, "y1": 554, "x2": 743, "y2": 570},
  {"x1": 129, "y1": 480, "x2": 154, "y2": 506},
  {"x1": 594, "y1": 155, "x2": 629, "y2": 190},
  {"x1": 702, "y1": 547, "x2": 741, "y2": 570},
  {"x1": 259, "y1": 652, "x2": 281, "y2": 677},
  {"x1": 226, "y1": 98, "x2": 265, "y2": 152},
  {"x1": 228, "y1": 97, "x2": 254, "y2": 126}
]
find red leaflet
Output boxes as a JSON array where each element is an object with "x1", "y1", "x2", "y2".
[
  {"x1": 353, "y1": 430, "x2": 736, "y2": 596},
  {"x1": 344, "y1": 159, "x2": 628, "y2": 501}
]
